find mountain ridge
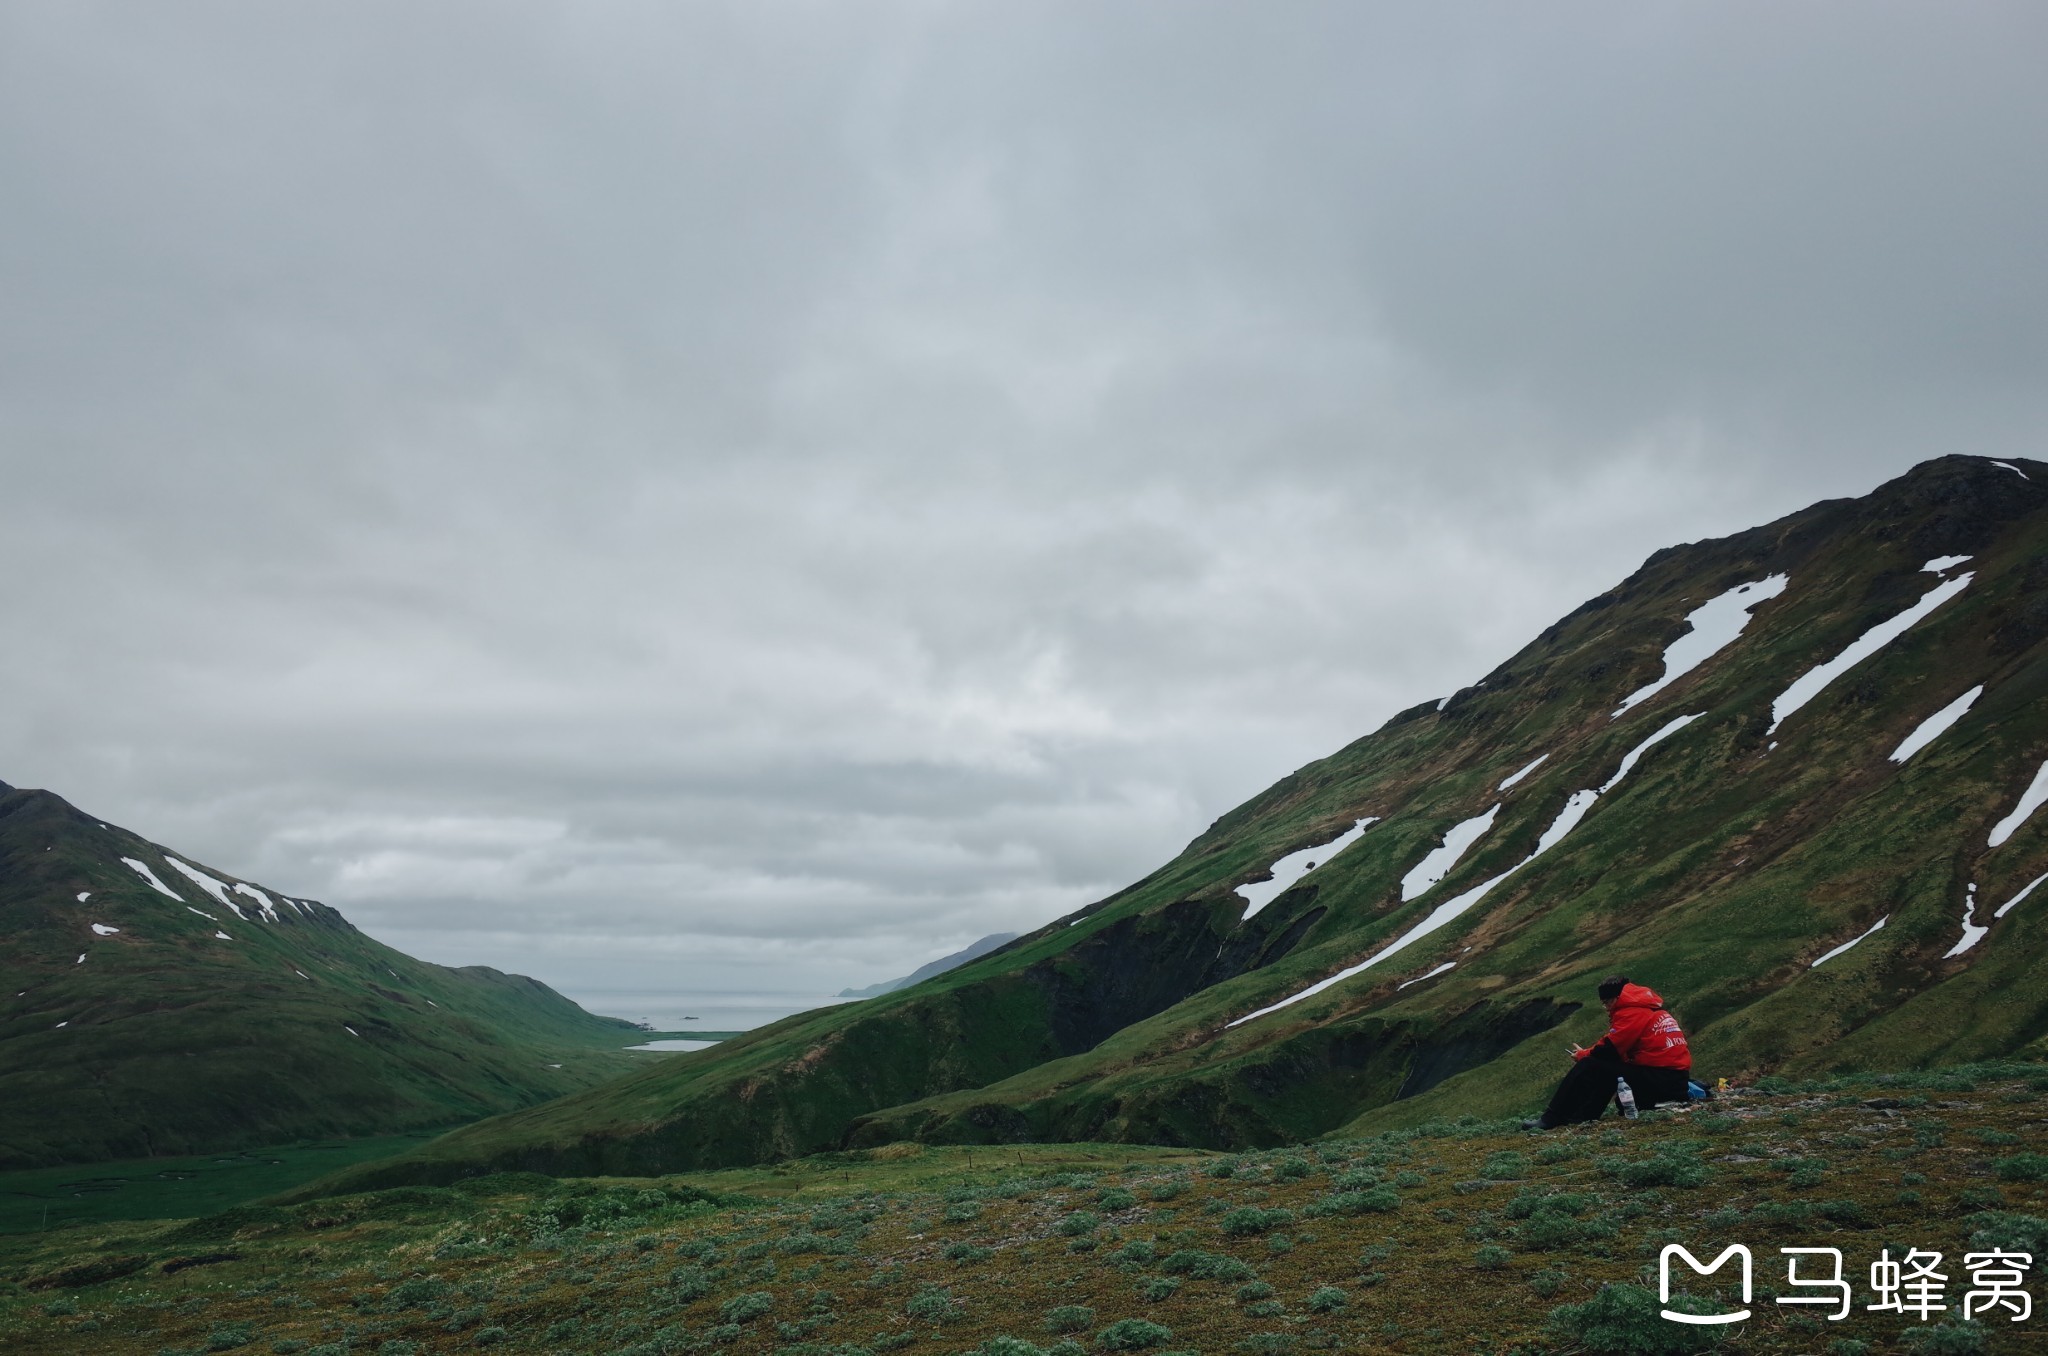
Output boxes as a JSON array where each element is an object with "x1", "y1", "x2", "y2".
[
  {"x1": 0, "y1": 782, "x2": 649, "y2": 1169},
  {"x1": 837, "y1": 932, "x2": 1022, "y2": 998}
]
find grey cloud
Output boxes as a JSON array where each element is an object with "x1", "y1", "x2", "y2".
[{"x1": 3, "y1": 2, "x2": 2041, "y2": 1011}]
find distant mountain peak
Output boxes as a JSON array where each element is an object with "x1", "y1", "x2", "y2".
[{"x1": 838, "y1": 932, "x2": 1021, "y2": 998}]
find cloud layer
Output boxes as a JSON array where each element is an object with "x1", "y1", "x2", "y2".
[{"x1": 3, "y1": 3, "x2": 2043, "y2": 1017}]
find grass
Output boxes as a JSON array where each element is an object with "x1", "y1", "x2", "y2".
[
  {"x1": 0, "y1": 1132, "x2": 448, "y2": 1235},
  {"x1": 2, "y1": 1070, "x2": 2045, "y2": 1354}
]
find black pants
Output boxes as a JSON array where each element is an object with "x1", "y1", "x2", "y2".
[{"x1": 1539, "y1": 1049, "x2": 1692, "y2": 1127}]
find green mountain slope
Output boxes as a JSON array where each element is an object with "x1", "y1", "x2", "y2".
[
  {"x1": 0, "y1": 784, "x2": 648, "y2": 1169},
  {"x1": 298, "y1": 456, "x2": 2048, "y2": 1189}
]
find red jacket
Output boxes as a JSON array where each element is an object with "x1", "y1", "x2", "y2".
[{"x1": 1574, "y1": 982, "x2": 1691, "y2": 1070}]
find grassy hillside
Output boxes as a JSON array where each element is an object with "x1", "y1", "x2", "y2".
[
  {"x1": 2, "y1": 1063, "x2": 2045, "y2": 1354},
  {"x1": 0, "y1": 784, "x2": 652, "y2": 1169},
  {"x1": 297, "y1": 456, "x2": 2048, "y2": 1188}
]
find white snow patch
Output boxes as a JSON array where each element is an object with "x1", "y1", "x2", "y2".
[
  {"x1": 1396, "y1": 962, "x2": 1457, "y2": 990},
  {"x1": 1922, "y1": 555, "x2": 1973, "y2": 574},
  {"x1": 1888, "y1": 686, "x2": 1983, "y2": 764},
  {"x1": 295, "y1": 970, "x2": 310, "y2": 980},
  {"x1": 1944, "y1": 872, "x2": 2048, "y2": 960},
  {"x1": 1988, "y1": 760, "x2": 2048, "y2": 847},
  {"x1": 344, "y1": 1025, "x2": 360, "y2": 1037},
  {"x1": 1992, "y1": 461, "x2": 2030, "y2": 480},
  {"x1": 1435, "y1": 695, "x2": 1450, "y2": 711},
  {"x1": 75, "y1": 953, "x2": 85, "y2": 965},
  {"x1": 1996, "y1": 872, "x2": 2048, "y2": 920},
  {"x1": 1235, "y1": 818, "x2": 1380, "y2": 919},
  {"x1": 75, "y1": 891, "x2": 90, "y2": 903},
  {"x1": 1810, "y1": 916, "x2": 1888, "y2": 967},
  {"x1": 1230, "y1": 715, "x2": 1701, "y2": 1028},
  {"x1": 425, "y1": 998, "x2": 437, "y2": 1007},
  {"x1": 55, "y1": 1021, "x2": 68, "y2": 1028},
  {"x1": 1767, "y1": 573, "x2": 1974, "y2": 736},
  {"x1": 121, "y1": 857, "x2": 184, "y2": 901},
  {"x1": 162, "y1": 857, "x2": 247, "y2": 919},
  {"x1": 213, "y1": 930, "x2": 232, "y2": 941},
  {"x1": 1613, "y1": 575, "x2": 1789, "y2": 718},
  {"x1": 187, "y1": 906, "x2": 218, "y2": 922},
  {"x1": 90, "y1": 924, "x2": 119, "y2": 936},
  {"x1": 1400, "y1": 805, "x2": 1500, "y2": 901},
  {"x1": 1946, "y1": 883, "x2": 1989, "y2": 958},
  {"x1": 233, "y1": 883, "x2": 280, "y2": 922},
  {"x1": 1498, "y1": 754, "x2": 1548, "y2": 791}
]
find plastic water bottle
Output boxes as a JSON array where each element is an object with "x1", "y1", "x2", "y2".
[{"x1": 1615, "y1": 1077, "x2": 1639, "y2": 1119}]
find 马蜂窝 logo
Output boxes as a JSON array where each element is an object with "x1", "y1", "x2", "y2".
[{"x1": 1660, "y1": 1244, "x2": 1752, "y2": 1325}]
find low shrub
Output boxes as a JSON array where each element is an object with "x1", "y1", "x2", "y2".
[
  {"x1": 1096, "y1": 1319, "x2": 1172, "y2": 1351},
  {"x1": 1043, "y1": 1305, "x2": 1096, "y2": 1335},
  {"x1": 906, "y1": 1285, "x2": 963, "y2": 1324},
  {"x1": 1545, "y1": 1283, "x2": 1728, "y2": 1354},
  {"x1": 720, "y1": 1292, "x2": 774, "y2": 1324},
  {"x1": 1158, "y1": 1250, "x2": 1256, "y2": 1282},
  {"x1": 1899, "y1": 1324, "x2": 1988, "y2": 1354},
  {"x1": 1993, "y1": 1153, "x2": 2048, "y2": 1182},
  {"x1": 1481, "y1": 1151, "x2": 1529, "y2": 1181},
  {"x1": 1302, "y1": 1187, "x2": 1398, "y2": 1218},
  {"x1": 1219, "y1": 1207, "x2": 1294, "y2": 1237}
]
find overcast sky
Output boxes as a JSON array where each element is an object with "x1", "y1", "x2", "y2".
[{"x1": 3, "y1": 3, "x2": 2044, "y2": 1020}]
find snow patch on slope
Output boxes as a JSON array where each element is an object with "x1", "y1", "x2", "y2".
[
  {"x1": 1988, "y1": 760, "x2": 2048, "y2": 847},
  {"x1": 1498, "y1": 754, "x2": 1547, "y2": 791},
  {"x1": 1991, "y1": 461, "x2": 2029, "y2": 480},
  {"x1": 1889, "y1": 687, "x2": 1983, "y2": 764},
  {"x1": 1235, "y1": 818, "x2": 1380, "y2": 919},
  {"x1": 1921, "y1": 555, "x2": 1973, "y2": 574},
  {"x1": 75, "y1": 891, "x2": 90, "y2": 903},
  {"x1": 1947, "y1": 884, "x2": 1988, "y2": 958},
  {"x1": 1767, "y1": 572, "x2": 1974, "y2": 736},
  {"x1": 162, "y1": 857, "x2": 248, "y2": 919},
  {"x1": 1996, "y1": 873, "x2": 2048, "y2": 920},
  {"x1": 1397, "y1": 962, "x2": 1456, "y2": 990},
  {"x1": 1400, "y1": 806, "x2": 1500, "y2": 901},
  {"x1": 233, "y1": 883, "x2": 281, "y2": 922},
  {"x1": 1613, "y1": 575, "x2": 1788, "y2": 718},
  {"x1": 90, "y1": 924, "x2": 119, "y2": 936},
  {"x1": 1229, "y1": 715, "x2": 1701, "y2": 1028},
  {"x1": 1810, "y1": 916, "x2": 1887, "y2": 968},
  {"x1": 121, "y1": 857, "x2": 183, "y2": 901}
]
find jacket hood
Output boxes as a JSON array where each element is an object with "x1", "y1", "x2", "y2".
[{"x1": 1607, "y1": 982, "x2": 1664, "y2": 1011}]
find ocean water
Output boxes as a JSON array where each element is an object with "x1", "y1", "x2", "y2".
[{"x1": 568, "y1": 989, "x2": 862, "y2": 1033}]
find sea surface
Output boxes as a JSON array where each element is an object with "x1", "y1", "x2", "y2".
[{"x1": 568, "y1": 989, "x2": 862, "y2": 1033}]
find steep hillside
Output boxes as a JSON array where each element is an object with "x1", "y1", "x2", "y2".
[
  {"x1": 0, "y1": 785, "x2": 648, "y2": 1168},
  {"x1": 307, "y1": 456, "x2": 2048, "y2": 1186}
]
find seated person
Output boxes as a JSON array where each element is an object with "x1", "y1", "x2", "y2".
[{"x1": 1530, "y1": 975, "x2": 1693, "y2": 1129}]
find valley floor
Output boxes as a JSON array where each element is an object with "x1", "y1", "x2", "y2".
[{"x1": 2, "y1": 1065, "x2": 2046, "y2": 1354}]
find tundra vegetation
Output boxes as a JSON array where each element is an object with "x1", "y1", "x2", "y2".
[{"x1": 3, "y1": 1065, "x2": 2045, "y2": 1354}]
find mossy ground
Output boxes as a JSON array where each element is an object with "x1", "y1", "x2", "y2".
[{"x1": 4, "y1": 1067, "x2": 2045, "y2": 1354}]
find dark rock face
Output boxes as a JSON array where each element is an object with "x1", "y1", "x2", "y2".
[{"x1": 1394, "y1": 998, "x2": 1581, "y2": 1099}]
